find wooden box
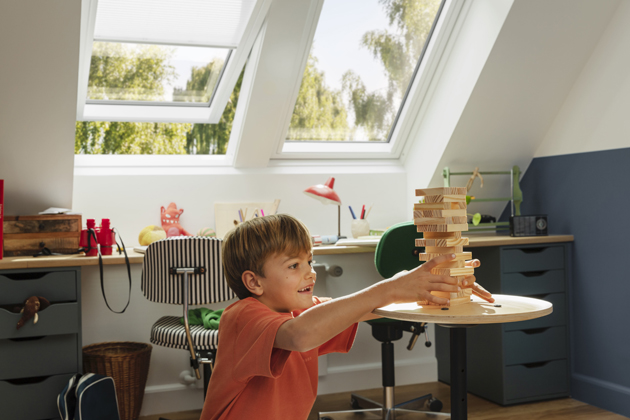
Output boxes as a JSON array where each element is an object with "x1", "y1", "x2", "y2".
[{"x1": 2, "y1": 215, "x2": 82, "y2": 256}]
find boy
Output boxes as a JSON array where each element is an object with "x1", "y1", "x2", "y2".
[{"x1": 200, "y1": 214, "x2": 492, "y2": 420}]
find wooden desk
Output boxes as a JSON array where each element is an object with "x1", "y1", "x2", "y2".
[{"x1": 0, "y1": 234, "x2": 574, "y2": 270}]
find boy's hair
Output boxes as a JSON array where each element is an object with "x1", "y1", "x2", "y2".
[{"x1": 222, "y1": 214, "x2": 312, "y2": 299}]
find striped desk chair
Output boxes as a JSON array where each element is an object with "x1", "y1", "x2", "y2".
[{"x1": 141, "y1": 237, "x2": 236, "y2": 401}]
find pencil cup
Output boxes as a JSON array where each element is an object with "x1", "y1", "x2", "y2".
[{"x1": 351, "y1": 219, "x2": 370, "y2": 239}]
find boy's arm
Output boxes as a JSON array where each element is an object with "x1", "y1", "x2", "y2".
[{"x1": 274, "y1": 254, "x2": 460, "y2": 352}]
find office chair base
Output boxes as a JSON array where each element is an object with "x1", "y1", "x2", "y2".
[
  {"x1": 318, "y1": 408, "x2": 450, "y2": 420},
  {"x1": 319, "y1": 393, "x2": 447, "y2": 420}
]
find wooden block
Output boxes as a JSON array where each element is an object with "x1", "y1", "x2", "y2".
[
  {"x1": 414, "y1": 202, "x2": 467, "y2": 210},
  {"x1": 415, "y1": 187, "x2": 467, "y2": 196},
  {"x1": 424, "y1": 231, "x2": 461, "y2": 239},
  {"x1": 413, "y1": 209, "x2": 467, "y2": 218},
  {"x1": 431, "y1": 291, "x2": 458, "y2": 299},
  {"x1": 431, "y1": 267, "x2": 475, "y2": 276},
  {"x1": 417, "y1": 295, "x2": 472, "y2": 308},
  {"x1": 414, "y1": 216, "x2": 467, "y2": 225},
  {"x1": 3, "y1": 215, "x2": 82, "y2": 256},
  {"x1": 418, "y1": 252, "x2": 472, "y2": 261},
  {"x1": 423, "y1": 195, "x2": 467, "y2": 203},
  {"x1": 448, "y1": 296, "x2": 473, "y2": 306},
  {"x1": 425, "y1": 246, "x2": 464, "y2": 254},
  {"x1": 417, "y1": 224, "x2": 468, "y2": 233},
  {"x1": 416, "y1": 237, "x2": 469, "y2": 247},
  {"x1": 434, "y1": 260, "x2": 465, "y2": 268}
]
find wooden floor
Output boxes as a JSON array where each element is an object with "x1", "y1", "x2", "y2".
[{"x1": 139, "y1": 381, "x2": 628, "y2": 420}]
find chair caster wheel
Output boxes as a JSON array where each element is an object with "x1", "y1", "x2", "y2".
[
  {"x1": 320, "y1": 417, "x2": 334, "y2": 420},
  {"x1": 350, "y1": 396, "x2": 362, "y2": 409},
  {"x1": 426, "y1": 397, "x2": 443, "y2": 412}
]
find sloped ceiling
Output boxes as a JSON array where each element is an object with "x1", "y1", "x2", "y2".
[{"x1": 405, "y1": 0, "x2": 620, "y2": 218}]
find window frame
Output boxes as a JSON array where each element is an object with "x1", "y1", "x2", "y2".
[
  {"x1": 75, "y1": 0, "x2": 272, "y2": 124},
  {"x1": 73, "y1": 0, "x2": 468, "y2": 172},
  {"x1": 270, "y1": 0, "x2": 465, "y2": 160}
]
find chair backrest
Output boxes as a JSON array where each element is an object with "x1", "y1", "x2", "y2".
[
  {"x1": 141, "y1": 237, "x2": 236, "y2": 305},
  {"x1": 374, "y1": 221, "x2": 423, "y2": 279}
]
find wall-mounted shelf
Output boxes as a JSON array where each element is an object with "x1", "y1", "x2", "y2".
[{"x1": 443, "y1": 166, "x2": 523, "y2": 232}]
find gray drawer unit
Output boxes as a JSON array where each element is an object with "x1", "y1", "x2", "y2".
[
  {"x1": 505, "y1": 360, "x2": 569, "y2": 401},
  {"x1": 0, "y1": 334, "x2": 79, "y2": 380},
  {"x1": 0, "y1": 373, "x2": 75, "y2": 420},
  {"x1": 0, "y1": 267, "x2": 81, "y2": 420},
  {"x1": 502, "y1": 269, "x2": 564, "y2": 295},
  {"x1": 436, "y1": 242, "x2": 571, "y2": 405},
  {"x1": 504, "y1": 326, "x2": 567, "y2": 365},
  {"x1": 0, "y1": 271, "x2": 77, "y2": 305},
  {"x1": 503, "y1": 293, "x2": 566, "y2": 331},
  {"x1": 0, "y1": 303, "x2": 80, "y2": 339},
  {"x1": 501, "y1": 246, "x2": 564, "y2": 273}
]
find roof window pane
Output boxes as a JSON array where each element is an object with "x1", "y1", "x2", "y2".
[
  {"x1": 287, "y1": 0, "x2": 442, "y2": 143},
  {"x1": 87, "y1": 42, "x2": 229, "y2": 104}
]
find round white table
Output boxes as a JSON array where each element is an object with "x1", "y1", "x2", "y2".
[{"x1": 373, "y1": 295, "x2": 553, "y2": 420}]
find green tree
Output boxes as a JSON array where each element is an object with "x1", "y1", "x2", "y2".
[
  {"x1": 87, "y1": 42, "x2": 176, "y2": 101},
  {"x1": 339, "y1": 0, "x2": 441, "y2": 141},
  {"x1": 361, "y1": 0, "x2": 440, "y2": 97},
  {"x1": 287, "y1": 55, "x2": 349, "y2": 141},
  {"x1": 173, "y1": 59, "x2": 242, "y2": 155},
  {"x1": 76, "y1": 42, "x2": 192, "y2": 154},
  {"x1": 341, "y1": 70, "x2": 391, "y2": 141}
]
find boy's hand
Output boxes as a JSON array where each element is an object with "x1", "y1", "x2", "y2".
[
  {"x1": 381, "y1": 254, "x2": 460, "y2": 306},
  {"x1": 461, "y1": 259, "x2": 495, "y2": 303}
]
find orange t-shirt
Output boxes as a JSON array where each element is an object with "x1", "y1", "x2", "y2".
[{"x1": 199, "y1": 297, "x2": 358, "y2": 420}]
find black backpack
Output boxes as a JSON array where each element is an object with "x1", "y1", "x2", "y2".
[{"x1": 58, "y1": 373, "x2": 121, "y2": 420}]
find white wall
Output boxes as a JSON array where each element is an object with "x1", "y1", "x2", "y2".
[
  {"x1": 0, "y1": 1, "x2": 80, "y2": 215},
  {"x1": 535, "y1": 0, "x2": 630, "y2": 158},
  {"x1": 73, "y1": 167, "x2": 418, "y2": 415},
  {"x1": 405, "y1": 0, "x2": 619, "y2": 218}
]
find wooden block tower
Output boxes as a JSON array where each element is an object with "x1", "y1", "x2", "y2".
[{"x1": 414, "y1": 187, "x2": 474, "y2": 306}]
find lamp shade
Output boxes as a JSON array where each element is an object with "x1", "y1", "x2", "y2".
[{"x1": 304, "y1": 177, "x2": 341, "y2": 206}]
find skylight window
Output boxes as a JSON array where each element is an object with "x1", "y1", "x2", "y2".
[
  {"x1": 76, "y1": 0, "x2": 271, "y2": 123},
  {"x1": 285, "y1": 0, "x2": 444, "y2": 144}
]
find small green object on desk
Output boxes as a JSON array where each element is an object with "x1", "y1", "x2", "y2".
[{"x1": 181, "y1": 308, "x2": 224, "y2": 329}]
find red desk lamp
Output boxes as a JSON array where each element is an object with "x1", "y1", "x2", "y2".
[{"x1": 304, "y1": 177, "x2": 345, "y2": 238}]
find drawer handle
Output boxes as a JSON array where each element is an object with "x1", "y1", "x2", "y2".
[
  {"x1": 522, "y1": 361, "x2": 549, "y2": 369},
  {"x1": 519, "y1": 247, "x2": 546, "y2": 254},
  {"x1": 2, "y1": 272, "x2": 50, "y2": 280},
  {"x1": 9, "y1": 336, "x2": 46, "y2": 342},
  {"x1": 7, "y1": 375, "x2": 51, "y2": 385},
  {"x1": 528, "y1": 294, "x2": 550, "y2": 300},
  {"x1": 521, "y1": 270, "x2": 548, "y2": 278},
  {"x1": 522, "y1": 327, "x2": 550, "y2": 335}
]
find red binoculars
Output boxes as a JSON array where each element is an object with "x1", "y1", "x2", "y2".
[{"x1": 79, "y1": 219, "x2": 115, "y2": 256}]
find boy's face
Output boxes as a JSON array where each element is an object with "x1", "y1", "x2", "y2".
[{"x1": 255, "y1": 250, "x2": 316, "y2": 313}]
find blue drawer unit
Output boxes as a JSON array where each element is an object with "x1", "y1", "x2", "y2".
[
  {"x1": 0, "y1": 267, "x2": 82, "y2": 420},
  {"x1": 436, "y1": 242, "x2": 571, "y2": 405}
]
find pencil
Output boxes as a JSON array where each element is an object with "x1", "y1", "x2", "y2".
[
  {"x1": 365, "y1": 204, "x2": 373, "y2": 219},
  {"x1": 349, "y1": 206, "x2": 356, "y2": 219}
]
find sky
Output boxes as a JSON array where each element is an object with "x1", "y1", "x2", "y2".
[{"x1": 310, "y1": 0, "x2": 392, "y2": 94}]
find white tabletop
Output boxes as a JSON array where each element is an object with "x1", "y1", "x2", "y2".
[{"x1": 373, "y1": 294, "x2": 552, "y2": 325}]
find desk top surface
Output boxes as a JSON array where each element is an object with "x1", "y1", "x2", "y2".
[
  {"x1": 373, "y1": 294, "x2": 553, "y2": 325},
  {"x1": 0, "y1": 234, "x2": 573, "y2": 270}
]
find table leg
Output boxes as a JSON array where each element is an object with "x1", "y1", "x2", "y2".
[{"x1": 450, "y1": 327, "x2": 467, "y2": 420}]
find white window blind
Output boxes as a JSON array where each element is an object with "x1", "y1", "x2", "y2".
[{"x1": 93, "y1": 0, "x2": 258, "y2": 48}]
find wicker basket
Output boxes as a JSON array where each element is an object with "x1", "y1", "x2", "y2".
[{"x1": 83, "y1": 342, "x2": 152, "y2": 420}]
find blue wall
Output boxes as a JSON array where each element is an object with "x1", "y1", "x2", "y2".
[{"x1": 504, "y1": 147, "x2": 630, "y2": 416}]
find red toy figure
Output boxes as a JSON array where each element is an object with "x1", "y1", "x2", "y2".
[{"x1": 161, "y1": 203, "x2": 192, "y2": 237}]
